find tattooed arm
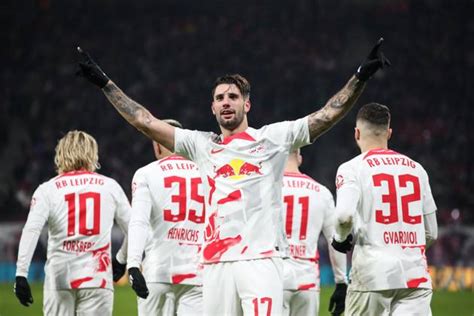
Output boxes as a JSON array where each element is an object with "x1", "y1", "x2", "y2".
[
  {"x1": 306, "y1": 38, "x2": 391, "y2": 141},
  {"x1": 102, "y1": 81, "x2": 175, "y2": 151},
  {"x1": 307, "y1": 76, "x2": 365, "y2": 142},
  {"x1": 76, "y1": 47, "x2": 175, "y2": 150}
]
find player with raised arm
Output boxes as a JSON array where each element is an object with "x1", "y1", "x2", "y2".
[
  {"x1": 281, "y1": 150, "x2": 347, "y2": 316},
  {"x1": 127, "y1": 119, "x2": 205, "y2": 316},
  {"x1": 14, "y1": 131, "x2": 130, "y2": 315},
  {"x1": 77, "y1": 39, "x2": 389, "y2": 315},
  {"x1": 331, "y1": 103, "x2": 438, "y2": 315}
]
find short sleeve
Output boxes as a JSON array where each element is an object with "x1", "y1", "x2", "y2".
[
  {"x1": 261, "y1": 117, "x2": 311, "y2": 151},
  {"x1": 174, "y1": 128, "x2": 212, "y2": 162}
]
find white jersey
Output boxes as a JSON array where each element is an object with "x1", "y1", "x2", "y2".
[
  {"x1": 175, "y1": 117, "x2": 311, "y2": 263},
  {"x1": 336, "y1": 148, "x2": 437, "y2": 291},
  {"x1": 16, "y1": 170, "x2": 131, "y2": 290},
  {"x1": 282, "y1": 172, "x2": 346, "y2": 291},
  {"x1": 127, "y1": 155, "x2": 205, "y2": 285}
]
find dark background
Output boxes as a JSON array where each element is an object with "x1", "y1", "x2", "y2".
[{"x1": 2, "y1": 0, "x2": 472, "y2": 233}]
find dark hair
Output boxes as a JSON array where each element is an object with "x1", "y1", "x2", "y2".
[
  {"x1": 356, "y1": 103, "x2": 391, "y2": 126},
  {"x1": 162, "y1": 119, "x2": 183, "y2": 128},
  {"x1": 211, "y1": 74, "x2": 251, "y2": 99}
]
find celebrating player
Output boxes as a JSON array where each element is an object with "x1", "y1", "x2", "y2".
[
  {"x1": 332, "y1": 103, "x2": 438, "y2": 315},
  {"x1": 127, "y1": 119, "x2": 204, "y2": 316},
  {"x1": 281, "y1": 150, "x2": 347, "y2": 316},
  {"x1": 14, "y1": 130, "x2": 130, "y2": 315},
  {"x1": 77, "y1": 38, "x2": 389, "y2": 315}
]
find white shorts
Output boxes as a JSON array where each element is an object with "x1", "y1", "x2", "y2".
[
  {"x1": 283, "y1": 289, "x2": 319, "y2": 316},
  {"x1": 137, "y1": 282, "x2": 203, "y2": 316},
  {"x1": 346, "y1": 288, "x2": 432, "y2": 316},
  {"x1": 43, "y1": 288, "x2": 113, "y2": 316},
  {"x1": 203, "y1": 258, "x2": 283, "y2": 316}
]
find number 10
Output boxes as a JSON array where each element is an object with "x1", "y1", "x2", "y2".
[{"x1": 65, "y1": 192, "x2": 101, "y2": 236}]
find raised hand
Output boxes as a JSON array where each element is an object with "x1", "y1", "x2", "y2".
[
  {"x1": 355, "y1": 38, "x2": 391, "y2": 82},
  {"x1": 76, "y1": 46, "x2": 110, "y2": 88}
]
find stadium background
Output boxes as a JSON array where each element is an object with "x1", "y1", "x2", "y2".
[{"x1": 1, "y1": 0, "x2": 472, "y2": 315}]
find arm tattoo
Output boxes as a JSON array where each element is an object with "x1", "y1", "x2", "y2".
[
  {"x1": 308, "y1": 76, "x2": 365, "y2": 141},
  {"x1": 102, "y1": 82, "x2": 153, "y2": 130}
]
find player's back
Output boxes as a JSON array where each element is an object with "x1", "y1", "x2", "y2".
[
  {"x1": 133, "y1": 155, "x2": 205, "y2": 285},
  {"x1": 282, "y1": 172, "x2": 333, "y2": 261},
  {"x1": 37, "y1": 170, "x2": 129, "y2": 290},
  {"x1": 337, "y1": 149, "x2": 436, "y2": 291}
]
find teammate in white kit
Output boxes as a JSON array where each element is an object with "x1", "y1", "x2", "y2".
[
  {"x1": 77, "y1": 38, "x2": 390, "y2": 315},
  {"x1": 332, "y1": 103, "x2": 438, "y2": 316},
  {"x1": 126, "y1": 119, "x2": 205, "y2": 316},
  {"x1": 281, "y1": 150, "x2": 347, "y2": 316},
  {"x1": 14, "y1": 130, "x2": 131, "y2": 316}
]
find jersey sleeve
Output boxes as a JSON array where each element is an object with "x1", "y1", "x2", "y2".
[
  {"x1": 321, "y1": 188, "x2": 348, "y2": 284},
  {"x1": 174, "y1": 128, "x2": 210, "y2": 162},
  {"x1": 127, "y1": 168, "x2": 153, "y2": 269},
  {"x1": 16, "y1": 185, "x2": 50, "y2": 277},
  {"x1": 420, "y1": 167, "x2": 437, "y2": 215},
  {"x1": 263, "y1": 117, "x2": 311, "y2": 151},
  {"x1": 334, "y1": 162, "x2": 361, "y2": 241},
  {"x1": 112, "y1": 180, "x2": 132, "y2": 264}
]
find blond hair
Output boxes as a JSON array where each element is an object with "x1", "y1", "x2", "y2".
[{"x1": 54, "y1": 130, "x2": 99, "y2": 174}]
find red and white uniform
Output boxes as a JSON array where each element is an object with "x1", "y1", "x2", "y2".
[
  {"x1": 175, "y1": 117, "x2": 311, "y2": 315},
  {"x1": 16, "y1": 170, "x2": 130, "y2": 315},
  {"x1": 127, "y1": 155, "x2": 205, "y2": 315},
  {"x1": 335, "y1": 149, "x2": 437, "y2": 315},
  {"x1": 281, "y1": 172, "x2": 347, "y2": 316}
]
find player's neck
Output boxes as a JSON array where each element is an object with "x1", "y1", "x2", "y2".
[
  {"x1": 220, "y1": 119, "x2": 249, "y2": 138},
  {"x1": 157, "y1": 151, "x2": 175, "y2": 160},
  {"x1": 284, "y1": 161, "x2": 301, "y2": 173},
  {"x1": 359, "y1": 139, "x2": 388, "y2": 153}
]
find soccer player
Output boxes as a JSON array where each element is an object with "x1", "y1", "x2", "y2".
[
  {"x1": 126, "y1": 119, "x2": 205, "y2": 316},
  {"x1": 77, "y1": 38, "x2": 389, "y2": 315},
  {"x1": 281, "y1": 150, "x2": 347, "y2": 316},
  {"x1": 332, "y1": 103, "x2": 438, "y2": 315},
  {"x1": 14, "y1": 130, "x2": 131, "y2": 315}
]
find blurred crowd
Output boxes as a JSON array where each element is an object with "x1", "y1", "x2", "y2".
[{"x1": 2, "y1": 0, "x2": 472, "y2": 232}]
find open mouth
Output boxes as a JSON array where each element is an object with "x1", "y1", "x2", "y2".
[{"x1": 221, "y1": 110, "x2": 235, "y2": 120}]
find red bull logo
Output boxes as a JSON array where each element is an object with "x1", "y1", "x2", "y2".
[{"x1": 214, "y1": 159, "x2": 263, "y2": 180}]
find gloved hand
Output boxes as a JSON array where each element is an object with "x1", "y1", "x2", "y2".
[
  {"x1": 76, "y1": 46, "x2": 110, "y2": 88},
  {"x1": 332, "y1": 234, "x2": 354, "y2": 253},
  {"x1": 14, "y1": 276, "x2": 33, "y2": 307},
  {"x1": 112, "y1": 257, "x2": 127, "y2": 282},
  {"x1": 355, "y1": 38, "x2": 391, "y2": 82},
  {"x1": 128, "y1": 267, "x2": 149, "y2": 299},
  {"x1": 329, "y1": 283, "x2": 348, "y2": 316}
]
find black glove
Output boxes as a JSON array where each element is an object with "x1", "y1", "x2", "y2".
[
  {"x1": 329, "y1": 283, "x2": 348, "y2": 316},
  {"x1": 14, "y1": 276, "x2": 33, "y2": 307},
  {"x1": 76, "y1": 47, "x2": 110, "y2": 88},
  {"x1": 355, "y1": 37, "x2": 391, "y2": 82},
  {"x1": 112, "y1": 257, "x2": 127, "y2": 282},
  {"x1": 332, "y1": 234, "x2": 354, "y2": 253},
  {"x1": 128, "y1": 267, "x2": 149, "y2": 299}
]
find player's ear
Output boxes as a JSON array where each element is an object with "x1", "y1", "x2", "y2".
[
  {"x1": 387, "y1": 128, "x2": 392, "y2": 141},
  {"x1": 244, "y1": 99, "x2": 251, "y2": 113},
  {"x1": 153, "y1": 141, "x2": 161, "y2": 159},
  {"x1": 211, "y1": 102, "x2": 216, "y2": 115},
  {"x1": 354, "y1": 127, "x2": 360, "y2": 141}
]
